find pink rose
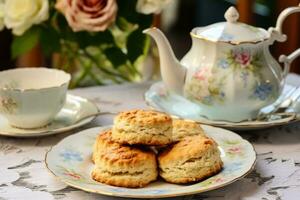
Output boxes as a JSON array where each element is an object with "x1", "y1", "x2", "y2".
[
  {"x1": 234, "y1": 51, "x2": 252, "y2": 67},
  {"x1": 55, "y1": 0, "x2": 117, "y2": 32},
  {"x1": 194, "y1": 67, "x2": 209, "y2": 81}
]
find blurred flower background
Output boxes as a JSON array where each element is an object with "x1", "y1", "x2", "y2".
[
  {"x1": 0, "y1": 0, "x2": 299, "y2": 88},
  {"x1": 0, "y1": 0, "x2": 171, "y2": 87}
]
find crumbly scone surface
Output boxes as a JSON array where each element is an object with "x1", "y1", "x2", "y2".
[
  {"x1": 112, "y1": 110, "x2": 172, "y2": 145},
  {"x1": 92, "y1": 129, "x2": 158, "y2": 187},
  {"x1": 158, "y1": 135, "x2": 223, "y2": 184},
  {"x1": 172, "y1": 119, "x2": 205, "y2": 141},
  {"x1": 92, "y1": 110, "x2": 224, "y2": 187},
  {"x1": 114, "y1": 109, "x2": 172, "y2": 126}
]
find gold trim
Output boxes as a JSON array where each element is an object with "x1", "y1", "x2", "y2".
[
  {"x1": 0, "y1": 94, "x2": 100, "y2": 137},
  {"x1": 0, "y1": 68, "x2": 71, "y2": 92},
  {"x1": 44, "y1": 126, "x2": 257, "y2": 199},
  {"x1": 190, "y1": 32, "x2": 269, "y2": 45},
  {"x1": 145, "y1": 26, "x2": 269, "y2": 45},
  {"x1": 143, "y1": 88, "x2": 299, "y2": 130}
]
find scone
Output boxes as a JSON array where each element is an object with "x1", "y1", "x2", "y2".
[
  {"x1": 92, "y1": 130, "x2": 158, "y2": 188},
  {"x1": 112, "y1": 110, "x2": 172, "y2": 145},
  {"x1": 172, "y1": 119, "x2": 205, "y2": 142},
  {"x1": 158, "y1": 135, "x2": 223, "y2": 184},
  {"x1": 92, "y1": 129, "x2": 114, "y2": 163}
]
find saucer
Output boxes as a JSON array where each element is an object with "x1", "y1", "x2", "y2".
[
  {"x1": 0, "y1": 94, "x2": 99, "y2": 137},
  {"x1": 45, "y1": 125, "x2": 256, "y2": 198},
  {"x1": 145, "y1": 82, "x2": 299, "y2": 131}
]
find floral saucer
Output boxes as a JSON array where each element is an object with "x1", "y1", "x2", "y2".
[
  {"x1": 45, "y1": 125, "x2": 256, "y2": 198},
  {"x1": 0, "y1": 94, "x2": 99, "y2": 137},
  {"x1": 145, "y1": 82, "x2": 299, "y2": 131}
]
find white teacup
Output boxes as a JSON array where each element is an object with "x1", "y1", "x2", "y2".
[{"x1": 0, "y1": 68, "x2": 71, "y2": 129}]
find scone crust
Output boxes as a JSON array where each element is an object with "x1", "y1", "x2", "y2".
[
  {"x1": 172, "y1": 119, "x2": 205, "y2": 141},
  {"x1": 92, "y1": 129, "x2": 114, "y2": 163},
  {"x1": 92, "y1": 130, "x2": 158, "y2": 188},
  {"x1": 91, "y1": 166, "x2": 157, "y2": 188},
  {"x1": 114, "y1": 109, "x2": 172, "y2": 126},
  {"x1": 158, "y1": 135, "x2": 223, "y2": 184},
  {"x1": 94, "y1": 130, "x2": 156, "y2": 166},
  {"x1": 159, "y1": 159, "x2": 223, "y2": 184},
  {"x1": 159, "y1": 135, "x2": 218, "y2": 164},
  {"x1": 112, "y1": 110, "x2": 172, "y2": 145}
]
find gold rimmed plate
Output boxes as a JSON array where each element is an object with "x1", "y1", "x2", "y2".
[{"x1": 45, "y1": 125, "x2": 256, "y2": 198}]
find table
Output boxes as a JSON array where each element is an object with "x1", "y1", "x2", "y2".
[{"x1": 1, "y1": 74, "x2": 300, "y2": 200}]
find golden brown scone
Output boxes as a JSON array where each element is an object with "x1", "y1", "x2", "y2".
[
  {"x1": 158, "y1": 135, "x2": 223, "y2": 184},
  {"x1": 172, "y1": 119, "x2": 205, "y2": 142},
  {"x1": 112, "y1": 110, "x2": 172, "y2": 145},
  {"x1": 92, "y1": 129, "x2": 114, "y2": 163},
  {"x1": 92, "y1": 130, "x2": 158, "y2": 188}
]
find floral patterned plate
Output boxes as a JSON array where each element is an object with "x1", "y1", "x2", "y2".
[
  {"x1": 0, "y1": 94, "x2": 99, "y2": 137},
  {"x1": 45, "y1": 125, "x2": 256, "y2": 198},
  {"x1": 145, "y1": 82, "x2": 299, "y2": 131}
]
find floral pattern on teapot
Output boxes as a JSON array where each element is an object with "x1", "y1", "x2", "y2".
[
  {"x1": 184, "y1": 47, "x2": 276, "y2": 105},
  {"x1": 184, "y1": 67, "x2": 226, "y2": 105},
  {"x1": 144, "y1": 4, "x2": 300, "y2": 121}
]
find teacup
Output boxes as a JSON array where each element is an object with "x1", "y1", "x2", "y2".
[{"x1": 0, "y1": 68, "x2": 71, "y2": 129}]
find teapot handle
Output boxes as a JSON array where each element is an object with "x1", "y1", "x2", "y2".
[
  {"x1": 268, "y1": 4, "x2": 300, "y2": 78},
  {"x1": 279, "y1": 49, "x2": 300, "y2": 78}
]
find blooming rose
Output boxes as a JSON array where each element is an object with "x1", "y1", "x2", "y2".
[
  {"x1": 0, "y1": 0, "x2": 4, "y2": 31},
  {"x1": 233, "y1": 50, "x2": 252, "y2": 67},
  {"x1": 136, "y1": 0, "x2": 171, "y2": 14},
  {"x1": 55, "y1": 0, "x2": 117, "y2": 32},
  {"x1": 4, "y1": 0, "x2": 49, "y2": 35}
]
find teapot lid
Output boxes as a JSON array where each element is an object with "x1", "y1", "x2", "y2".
[{"x1": 191, "y1": 7, "x2": 269, "y2": 44}]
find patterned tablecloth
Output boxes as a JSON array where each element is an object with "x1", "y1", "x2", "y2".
[{"x1": 1, "y1": 74, "x2": 300, "y2": 200}]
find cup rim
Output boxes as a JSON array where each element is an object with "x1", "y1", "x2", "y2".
[{"x1": 0, "y1": 67, "x2": 71, "y2": 92}]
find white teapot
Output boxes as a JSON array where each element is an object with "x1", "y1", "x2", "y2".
[{"x1": 144, "y1": 5, "x2": 300, "y2": 122}]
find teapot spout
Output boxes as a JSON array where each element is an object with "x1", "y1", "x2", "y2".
[{"x1": 143, "y1": 27, "x2": 186, "y2": 95}]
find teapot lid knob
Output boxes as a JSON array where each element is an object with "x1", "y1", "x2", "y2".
[{"x1": 225, "y1": 6, "x2": 239, "y2": 23}]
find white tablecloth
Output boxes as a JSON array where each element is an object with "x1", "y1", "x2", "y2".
[{"x1": 1, "y1": 74, "x2": 300, "y2": 200}]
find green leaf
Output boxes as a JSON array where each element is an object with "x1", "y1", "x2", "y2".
[
  {"x1": 126, "y1": 29, "x2": 149, "y2": 63},
  {"x1": 117, "y1": 0, "x2": 138, "y2": 21},
  {"x1": 90, "y1": 30, "x2": 115, "y2": 46},
  {"x1": 70, "y1": 30, "x2": 115, "y2": 49},
  {"x1": 116, "y1": 17, "x2": 135, "y2": 31},
  {"x1": 117, "y1": 0, "x2": 153, "y2": 29},
  {"x1": 40, "y1": 27, "x2": 60, "y2": 56},
  {"x1": 104, "y1": 47, "x2": 128, "y2": 68},
  {"x1": 11, "y1": 27, "x2": 41, "y2": 59}
]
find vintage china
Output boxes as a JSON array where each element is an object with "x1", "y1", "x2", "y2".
[
  {"x1": 45, "y1": 125, "x2": 256, "y2": 198},
  {"x1": 0, "y1": 68, "x2": 71, "y2": 128},
  {"x1": 144, "y1": 5, "x2": 300, "y2": 122},
  {"x1": 145, "y1": 82, "x2": 299, "y2": 131},
  {"x1": 0, "y1": 94, "x2": 99, "y2": 137}
]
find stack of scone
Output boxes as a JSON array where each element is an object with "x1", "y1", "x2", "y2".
[{"x1": 92, "y1": 110, "x2": 223, "y2": 188}]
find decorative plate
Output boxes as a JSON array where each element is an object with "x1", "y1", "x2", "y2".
[
  {"x1": 45, "y1": 125, "x2": 256, "y2": 198},
  {"x1": 0, "y1": 94, "x2": 99, "y2": 137},
  {"x1": 145, "y1": 82, "x2": 299, "y2": 131}
]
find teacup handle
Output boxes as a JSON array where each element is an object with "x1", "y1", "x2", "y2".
[{"x1": 268, "y1": 4, "x2": 300, "y2": 78}]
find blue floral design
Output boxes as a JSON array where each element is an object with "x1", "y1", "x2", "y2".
[
  {"x1": 220, "y1": 92, "x2": 225, "y2": 98},
  {"x1": 218, "y1": 59, "x2": 230, "y2": 69},
  {"x1": 223, "y1": 162, "x2": 244, "y2": 174},
  {"x1": 240, "y1": 71, "x2": 249, "y2": 88},
  {"x1": 146, "y1": 189, "x2": 168, "y2": 194},
  {"x1": 203, "y1": 96, "x2": 213, "y2": 105},
  {"x1": 253, "y1": 82, "x2": 273, "y2": 101},
  {"x1": 60, "y1": 149, "x2": 83, "y2": 162}
]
